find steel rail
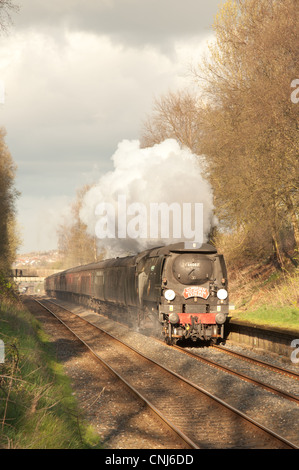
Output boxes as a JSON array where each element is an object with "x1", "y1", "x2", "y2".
[
  {"x1": 35, "y1": 297, "x2": 298, "y2": 450},
  {"x1": 170, "y1": 344, "x2": 299, "y2": 405},
  {"x1": 213, "y1": 344, "x2": 299, "y2": 380},
  {"x1": 33, "y1": 297, "x2": 199, "y2": 450}
]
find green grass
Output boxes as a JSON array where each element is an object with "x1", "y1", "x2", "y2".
[
  {"x1": 231, "y1": 305, "x2": 299, "y2": 332},
  {"x1": 0, "y1": 298, "x2": 101, "y2": 449}
]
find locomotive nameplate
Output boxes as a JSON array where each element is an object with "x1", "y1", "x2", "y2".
[{"x1": 183, "y1": 286, "x2": 209, "y2": 300}]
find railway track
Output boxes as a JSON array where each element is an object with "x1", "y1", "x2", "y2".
[
  {"x1": 31, "y1": 297, "x2": 298, "y2": 449},
  {"x1": 170, "y1": 343, "x2": 299, "y2": 405},
  {"x1": 213, "y1": 344, "x2": 299, "y2": 380}
]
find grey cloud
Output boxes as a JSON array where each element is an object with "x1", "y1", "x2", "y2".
[
  {"x1": 15, "y1": 0, "x2": 220, "y2": 48},
  {"x1": 3, "y1": 0, "x2": 219, "y2": 252}
]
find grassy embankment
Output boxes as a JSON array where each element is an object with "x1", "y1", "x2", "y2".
[
  {"x1": 0, "y1": 282, "x2": 101, "y2": 449},
  {"x1": 1, "y1": 248, "x2": 298, "y2": 448},
  {"x1": 227, "y1": 260, "x2": 299, "y2": 332}
]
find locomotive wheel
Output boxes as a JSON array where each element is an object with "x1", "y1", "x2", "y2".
[{"x1": 165, "y1": 336, "x2": 179, "y2": 346}]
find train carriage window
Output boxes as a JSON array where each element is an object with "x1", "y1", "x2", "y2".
[
  {"x1": 126, "y1": 265, "x2": 136, "y2": 306},
  {"x1": 145, "y1": 257, "x2": 163, "y2": 279},
  {"x1": 117, "y1": 267, "x2": 126, "y2": 304},
  {"x1": 74, "y1": 274, "x2": 79, "y2": 293},
  {"x1": 95, "y1": 271, "x2": 104, "y2": 285},
  {"x1": 66, "y1": 274, "x2": 72, "y2": 291},
  {"x1": 141, "y1": 256, "x2": 164, "y2": 300},
  {"x1": 81, "y1": 276, "x2": 86, "y2": 293},
  {"x1": 95, "y1": 270, "x2": 104, "y2": 298},
  {"x1": 81, "y1": 274, "x2": 91, "y2": 295},
  {"x1": 105, "y1": 267, "x2": 120, "y2": 302}
]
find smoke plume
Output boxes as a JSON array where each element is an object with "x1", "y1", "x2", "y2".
[{"x1": 79, "y1": 139, "x2": 215, "y2": 258}]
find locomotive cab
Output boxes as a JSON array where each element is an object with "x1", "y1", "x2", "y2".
[{"x1": 157, "y1": 243, "x2": 229, "y2": 344}]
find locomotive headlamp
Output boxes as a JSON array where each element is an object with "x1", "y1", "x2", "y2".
[
  {"x1": 164, "y1": 289, "x2": 176, "y2": 301},
  {"x1": 215, "y1": 312, "x2": 226, "y2": 324},
  {"x1": 217, "y1": 288, "x2": 228, "y2": 300}
]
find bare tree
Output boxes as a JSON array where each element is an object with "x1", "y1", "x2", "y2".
[
  {"x1": 0, "y1": 0, "x2": 19, "y2": 32},
  {"x1": 140, "y1": 89, "x2": 202, "y2": 153},
  {"x1": 57, "y1": 185, "x2": 100, "y2": 268},
  {"x1": 0, "y1": 128, "x2": 19, "y2": 273},
  {"x1": 193, "y1": 0, "x2": 299, "y2": 266}
]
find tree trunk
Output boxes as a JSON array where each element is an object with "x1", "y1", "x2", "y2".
[
  {"x1": 286, "y1": 195, "x2": 299, "y2": 249},
  {"x1": 271, "y1": 232, "x2": 284, "y2": 270}
]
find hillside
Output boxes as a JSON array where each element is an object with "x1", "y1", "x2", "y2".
[
  {"x1": 13, "y1": 250, "x2": 64, "y2": 270},
  {"x1": 227, "y1": 259, "x2": 299, "y2": 331}
]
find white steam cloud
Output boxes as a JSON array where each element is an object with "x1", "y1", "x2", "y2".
[{"x1": 79, "y1": 139, "x2": 215, "y2": 258}]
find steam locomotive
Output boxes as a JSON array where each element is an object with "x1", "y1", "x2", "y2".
[{"x1": 44, "y1": 242, "x2": 229, "y2": 344}]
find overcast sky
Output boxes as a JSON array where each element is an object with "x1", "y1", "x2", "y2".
[{"x1": 0, "y1": 0, "x2": 221, "y2": 254}]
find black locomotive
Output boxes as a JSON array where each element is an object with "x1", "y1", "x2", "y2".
[{"x1": 44, "y1": 242, "x2": 229, "y2": 344}]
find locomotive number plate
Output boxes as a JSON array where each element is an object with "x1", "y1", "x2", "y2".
[{"x1": 183, "y1": 286, "x2": 209, "y2": 300}]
